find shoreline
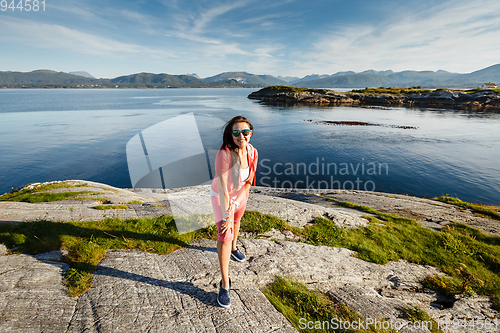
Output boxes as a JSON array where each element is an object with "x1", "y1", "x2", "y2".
[
  {"x1": 1, "y1": 180, "x2": 499, "y2": 234},
  {"x1": 2, "y1": 179, "x2": 499, "y2": 209}
]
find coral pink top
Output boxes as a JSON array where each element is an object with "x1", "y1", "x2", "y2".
[{"x1": 210, "y1": 143, "x2": 258, "y2": 200}]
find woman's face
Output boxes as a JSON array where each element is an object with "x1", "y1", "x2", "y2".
[{"x1": 232, "y1": 122, "x2": 252, "y2": 149}]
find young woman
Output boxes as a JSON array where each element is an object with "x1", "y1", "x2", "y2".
[{"x1": 210, "y1": 116, "x2": 258, "y2": 308}]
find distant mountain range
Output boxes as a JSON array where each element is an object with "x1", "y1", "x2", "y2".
[
  {"x1": 110, "y1": 72, "x2": 209, "y2": 87},
  {"x1": 0, "y1": 70, "x2": 260, "y2": 88},
  {"x1": 0, "y1": 70, "x2": 98, "y2": 85},
  {"x1": 1, "y1": 65, "x2": 499, "y2": 88},
  {"x1": 291, "y1": 65, "x2": 500, "y2": 88}
]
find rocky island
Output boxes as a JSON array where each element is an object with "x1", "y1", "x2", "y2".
[
  {"x1": 248, "y1": 86, "x2": 500, "y2": 110},
  {"x1": 1, "y1": 180, "x2": 500, "y2": 332}
]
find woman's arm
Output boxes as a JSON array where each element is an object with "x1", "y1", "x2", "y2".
[
  {"x1": 217, "y1": 171, "x2": 231, "y2": 217},
  {"x1": 217, "y1": 170, "x2": 235, "y2": 236}
]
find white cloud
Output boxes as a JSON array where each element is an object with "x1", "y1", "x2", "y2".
[
  {"x1": 296, "y1": 0, "x2": 500, "y2": 75},
  {"x1": 0, "y1": 18, "x2": 174, "y2": 58}
]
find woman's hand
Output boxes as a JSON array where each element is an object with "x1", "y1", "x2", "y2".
[
  {"x1": 219, "y1": 218, "x2": 234, "y2": 236},
  {"x1": 220, "y1": 203, "x2": 236, "y2": 236}
]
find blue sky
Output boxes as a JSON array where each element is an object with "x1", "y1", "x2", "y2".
[{"x1": 1, "y1": 0, "x2": 499, "y2": 78}]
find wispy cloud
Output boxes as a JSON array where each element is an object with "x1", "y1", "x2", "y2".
[
  {"x1": 296, "y1": 0, "x2": 500, "y2": 74},
  {"x1": 140, "y1": 0, "x2": 256, "y2": 60},
  {"x1": 203, "y1": 43, "x2": 250, "y2": 56},
  {"x1": 120, "y1": 9, "x2": 157, "y2": 27},
  {"x1": 191, "y1": 0, "x2": 253, "y2": 33},
  {"x1": 0, "y1": 18, "x2": 174, "y2": 58},
  {"x1": 161, "y1": 1, "x2": 264, "y2": 57},
  {"x1": 48, "y1": 1, "x2": 99, "y2": 21},
  {"x1": 165, "y1": 31, "x2": 222, "y2": 45}
]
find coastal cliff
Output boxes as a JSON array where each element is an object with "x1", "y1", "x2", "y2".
[{"x1": 248, "y1": 86, "x2": 500, "y2": 110}]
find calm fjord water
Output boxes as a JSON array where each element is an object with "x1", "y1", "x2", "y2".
[{"x1": 0, "y1": 88, "x2": 499, "y2": 205}]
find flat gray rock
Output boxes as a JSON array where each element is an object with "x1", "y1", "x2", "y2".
[
  {"x1": 0, "y1": 244, "x2": 7, "y2": 256},
  {"x1": 65, "y1": 238, "x2": 499, "y2": 333},
  {"x1": 67, "y1": 242, "x2": 297, "y2": 333},
  {"x1": 67, "y1": 238, "x2": 437, "y2": 332},
  {"x1": 246, "y1": 193, "x2": 369, "y2": 228},
  {"x1": 1, "y1": 238, "x2": 498, "y2": 333},
  {"x1": 0, "y1": 253, "x2": 76, "y2": 332}
]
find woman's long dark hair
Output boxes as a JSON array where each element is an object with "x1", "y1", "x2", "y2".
[
  {"x1": 220, "y1": 116, "x2": 253, "y2": 151},
  {"x1": 219, "y1": 116, "x2": 253, "y2": 192}
]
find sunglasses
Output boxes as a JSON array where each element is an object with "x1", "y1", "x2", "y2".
[{"x1": 232, "y1": 129, "x2": 251, "y2": 137}]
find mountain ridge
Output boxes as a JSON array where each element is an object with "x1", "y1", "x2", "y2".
[
  {"x1": 0, "y1": 65, "x2": 498, "y2": 88},
  {"x1": 293, "y1": 64, "x2": 500, "y2": 88}
]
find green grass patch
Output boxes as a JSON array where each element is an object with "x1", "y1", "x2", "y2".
[
  {"x1": 240, "y1": 210, "x2": 292, "y2": 234},
  {"x1": 434, "y1": 196, "x2": 500, "y2": 221},
  {"x1": 0, "y1": 216, "x2": 217, "y2": 296},
  {"x1": 127, "y1": 200, "x2": 143, "y2": 204},
  {"x1": 464, "y1": 88, "x2": 500, "y2": 94},
  {"x1": 256, "y1": 85, "x2": 328, "y2": 94},
  {"x1": 263, "y1": 276, "x2": 396, "y2": 332},
  {"x1": 0, "y1": 181, "x2": 94, "y2": 203},
  {"x1": 15, "y1": 181, "x2": 87, "y2": 192},
  {"x1": 74, "y1": 197, "x2": 108, "y2": 203},
  {"x1": 350, "y1": 87, "x2": 432, "y2": 95},
  {"x1": 93, "y1": 204, "x2": 129, "y2": 210},
  {"x1": 0, "y1": 191, "x2": 94, "y2": 203}
]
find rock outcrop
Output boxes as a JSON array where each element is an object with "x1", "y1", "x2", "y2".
[
  {"x1": 1, "y1": 181, "x2": 499, "y2": 332},
  {"x1": 248, "y1": 87, "x2": 500, "y2": 110}
]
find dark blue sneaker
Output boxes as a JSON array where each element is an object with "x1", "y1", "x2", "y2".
[
  {"x1": 231, "y1": 249, "x2": 246, "y2": 262},
  {"x1": 217, "y1": 279, "x2": 231, "y2": 308}
]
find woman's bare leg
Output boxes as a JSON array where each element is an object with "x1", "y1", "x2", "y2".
[
  {"x1": 232, "y1": 222, "x2": 240, "y2": 251},
  {"x1": 231, "y1": 204, "x2": 246, "y2": 251},
  {"x1": 217, "y1": 239, "x2": 232, "y2": 289}
]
